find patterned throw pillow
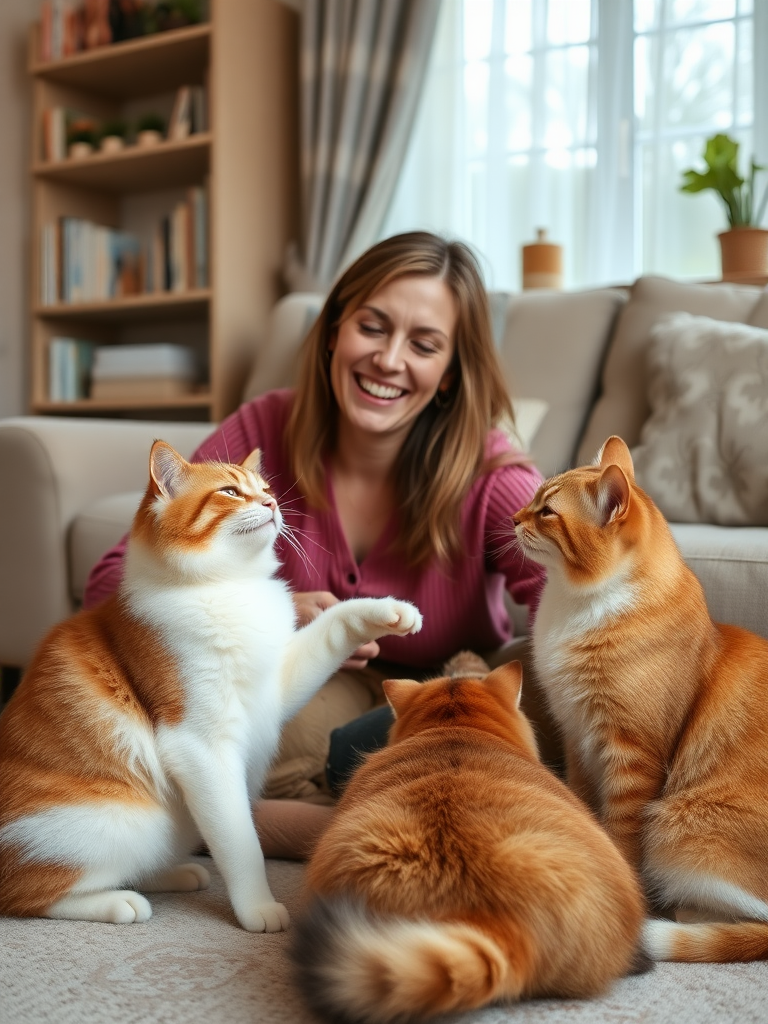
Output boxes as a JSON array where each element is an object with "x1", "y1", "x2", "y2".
[{"x1": 631, "y1": 312, "x2": 768, "y2": 525}]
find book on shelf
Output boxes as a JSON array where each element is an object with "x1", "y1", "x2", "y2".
[
  {"x1": 147, "y1": 183, "x2": 209, "y2": 293},
  {"x1": 40, "y1": 184, "x2": 207, "y2": 305},
  {"x1": 89, "y1": 343, "x2": 198, "y2": 401},
  {"x1": 39, "y1": 1, "x2": 85, "y2": 63},
  {"x1": 168, "y1": 85, "x2": 208, "y2": 140},
  {"x1": 48, "y1": 337, "x2": 95, "y2": 402},
  {"x1": 91, "y1": 343, "x2": 197, "y2": 380},
  {"x1": 42, "y1": 218, "x2": 144, "y2": 303},
  {"x1": 38, "y1": 2, "x2": 209, "y2": 63}
]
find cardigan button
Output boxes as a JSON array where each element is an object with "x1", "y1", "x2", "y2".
[{"x1": 347, "y1": 572, "x2": 357, "y2": 585}]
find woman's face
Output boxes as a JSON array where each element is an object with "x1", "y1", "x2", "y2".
[{"x1": 328, "y1": 274, "x2": 457, "y2": 444}]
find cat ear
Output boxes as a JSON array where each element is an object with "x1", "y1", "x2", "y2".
[
  {"x1": 241, "y1": 448, "x2": 263, "y2": 474},
  {"x1": 597, "y1": 435, "x2": 635, "y2": 482},
  {"x1": 383, "y1": 678, "x2": 422, "y2": 718},
  {"x1": 150, "y1": 440, "x2": 190, "y2": 500},
  {"x1": 598, "y1": 463, "x2": 631, "y2": 525},
  {"x1": 484, "y1": 660, "x2": 524, "y2": 709}
]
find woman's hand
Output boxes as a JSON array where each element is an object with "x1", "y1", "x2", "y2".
[{"x1": 292, "y1": 590, "x2": 380, "y2": 669}]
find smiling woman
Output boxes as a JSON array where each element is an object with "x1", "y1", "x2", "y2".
[{"x1": 83, "y1": 231, "x2": 547, "y2": 852}]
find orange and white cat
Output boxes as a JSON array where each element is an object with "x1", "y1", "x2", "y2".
[
  {"x1": 514, "y1": 435, "x2": 768, "y2": 962},
  {"x1": 292, "y1": 654, "x2": 647, "y2": 1023},
  {"x1": 0, "y1": 441, "x2": 421, "y2": 931}
]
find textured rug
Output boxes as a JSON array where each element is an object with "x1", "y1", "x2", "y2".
[{"x1": 1, "y1": 857, "x2": 766, "y2": 1024}]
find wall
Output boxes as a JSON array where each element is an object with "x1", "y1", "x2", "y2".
[{"x1": 0, "y1": 0, "x2": 32, "y2": 418}]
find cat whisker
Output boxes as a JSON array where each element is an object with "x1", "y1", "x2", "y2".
[
  {"x1": 279, "y1": 524, "x2": 318, "y2": 579},
  {"x1": 278, "y1": 516, "x2": 334, "y2": 559}
]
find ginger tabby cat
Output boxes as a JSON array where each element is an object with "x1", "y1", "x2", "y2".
[
  {"x1": 514, "y1": 435, "x2": 768, "y2": 962},
  {"x1": 0, "y1": 441, "x2": 421, "y2": 930},
  {"x1": 292, "y1": 654, "x2": 647, "y2": 1023}
]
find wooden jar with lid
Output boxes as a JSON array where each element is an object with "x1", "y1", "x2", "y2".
[{"x1": 522, "y1": 228, "x2": 563, "y2": 289}]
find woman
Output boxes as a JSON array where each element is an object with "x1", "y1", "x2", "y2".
[{"x1": 84, "y1": 231, "x2": 547, "y2": 855}]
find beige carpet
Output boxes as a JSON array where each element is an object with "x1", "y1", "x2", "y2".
[{"x1": 1, "y1": 857, "x2": 766, "y2": 1024}]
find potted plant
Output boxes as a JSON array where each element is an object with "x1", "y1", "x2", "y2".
[
  {"x1": 135, "y1": 112, "x2": 166, "y2": 147},
  {"x1": 66, "y1": 118, "x2": 98, "y2": 159},
  {"x1": 143, "y1": 0, "x2": 204, "y2": 35},
  {"x1": 99, "y1": 117, "x2": 128, "y2": 154},
  {"x1": 679, "y1": 133, "x2": 768, "y2": 281}
]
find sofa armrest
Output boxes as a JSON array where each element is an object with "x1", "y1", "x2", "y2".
[{"x1": 0, "y1": 417, "x2": 212, "y2": 668}]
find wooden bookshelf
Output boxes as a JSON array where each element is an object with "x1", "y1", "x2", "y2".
[
  {"x1": 30, "y1": 22, "x2": 211, "y2": 98},
  {"x1": 29, "y1": 0, "x2": 299, "y2": 421},
  {"x1": 32, "y1": 133, "x2": 212, "y2": 192},
  {"x1": 34, "y1": 289, "x2": 212, "y2": 322}
]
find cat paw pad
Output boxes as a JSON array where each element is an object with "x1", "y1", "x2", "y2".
[{"x1": 237, "y1": 900, "x2": 291, "y2": 933}]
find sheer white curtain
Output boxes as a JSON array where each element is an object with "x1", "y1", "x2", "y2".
[{"x1": 382, "y1": 0, "x2": 764, "y2": 290}]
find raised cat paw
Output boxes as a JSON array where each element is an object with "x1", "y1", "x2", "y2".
[
  {"x1": 382, "y1": 599, "x2": 423, "y2": 637},
  {"x1": 351, "y1": 597, "x2": 423, "y2": 639},
  {"x1": 237, "y1": 900, "x2": 291, "y2": 933}
]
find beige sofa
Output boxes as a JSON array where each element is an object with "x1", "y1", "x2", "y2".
[{"x1": 1, "y1": 274, "x2": 767, "y2": 673}]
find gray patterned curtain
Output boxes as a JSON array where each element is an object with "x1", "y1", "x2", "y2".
[{"x1": 284, "y1": 0, "x2": 441, "y2": 292}]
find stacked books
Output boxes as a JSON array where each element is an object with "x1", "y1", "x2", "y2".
[
  {"x1": 48, "y1": 337, "x2": 95, "y2": 401},
  {"x1": 90, "y1": 343, "x2": 198, "y2": 402}
]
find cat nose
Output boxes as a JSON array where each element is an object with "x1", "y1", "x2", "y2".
[
  {"x1": 512, "y1": 514, "x2": 521, "y2": 527},
  {"x1": 263, "y1": 496, "x2": 277, "y2": 511}
]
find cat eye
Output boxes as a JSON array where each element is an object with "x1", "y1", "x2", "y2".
[
  {"x1": 218, "y1": 487, "x2": 241, "y2": 498},
  {"x1": 539, "y1": 504, "x2": 557, "y2": 517}
]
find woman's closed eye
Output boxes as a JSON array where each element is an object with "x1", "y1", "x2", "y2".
[
  {"x1": 359, "y1": 321, "x2": 385, "y2": 337},
  {"x1": 411, "y1": 337, "x2": 440, "y2": 355}
]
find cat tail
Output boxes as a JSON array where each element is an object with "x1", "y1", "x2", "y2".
[
  {"x1": 291, "y1": 897, "x2": 522, "y2": 1024},
  {"x1": 643, "y1": 919, "x2": 768, "y2": 963}
]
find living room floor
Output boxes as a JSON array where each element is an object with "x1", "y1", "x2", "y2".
[{"x1": 2, "y1": 856, "x2": 766, "y2": 1024}]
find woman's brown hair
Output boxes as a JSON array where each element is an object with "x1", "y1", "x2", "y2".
[{"x1": 285, "y1": 231, "x2": 520, "y2": 567}]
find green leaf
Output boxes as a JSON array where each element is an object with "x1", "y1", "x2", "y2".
[
  {"x1": 678, "y1": 132, "x2": 759, "y2": 225},
  {"x1": 703, "y1": 134, "x2": 742, "y2": 181}
]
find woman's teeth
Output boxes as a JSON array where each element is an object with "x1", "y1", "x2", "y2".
[{"x1": 358, "y1": 376, "x2": 404, "y2": 400}]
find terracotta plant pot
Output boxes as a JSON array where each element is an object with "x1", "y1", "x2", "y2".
[
  {"x1": 68, "y1": 141, "x2": 94, "y2": 159},
  {"x1": 718, "y1": 227, "x2": 768, "y2": 282},
  {"x1": 100, "y1": 135, "x2": 125, "y2": 153},
  {"x1": 136, "y1": 130, "x2": 163, "y2": 147}
]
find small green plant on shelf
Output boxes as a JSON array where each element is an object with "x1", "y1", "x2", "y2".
[
  {"x1": 100, "y1": 118, "x2": 129, "y2": 140},
  {"x1": 142, "y1": 0, "x2": 205, "y2": 35},
  {"x1": 99, "y1": 117, "x2": 129, "y2": 152},
  {"x1": 679, "y1": 133, "x2": 768, "y2": 228},
  {"x1": 136, "y1": 112, "x2": 166, "y2": 134},
  {"x1": 67, "y1": 116, "x2": 98, "y2": 156},
  {"x1": 135, "y1": 112, "x2": 166, "y2": 147}
]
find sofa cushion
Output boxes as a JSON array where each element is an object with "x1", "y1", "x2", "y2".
[
  {"x1": 496, "y1": 287, "x2": 627, "y2": 476},
  {"x1": 69, "y1": 492, "x2": 142, "y2": 603},
  {"x1": 242, "y1": 293, "x2": 324, "y2": 401},
  {"x1": 670, "y1": 523, "x2": 768, "y2": 641},
  {"x1": 578, "y1": 275, "x2": 765, "y2": 464},
  {"x1": 631, "y1": 314, "x2": 768, "y2": 525}
]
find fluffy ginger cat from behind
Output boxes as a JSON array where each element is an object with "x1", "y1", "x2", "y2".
[
  {"x1": 292, "y1": 654, "x2": 647, "y2": 1023},
  {"x1": 514, "y1": 435, "x2": 768, "y2": 963},
  {"x1": 0, "y1": 441, "x2": 421, "y2": 931}
]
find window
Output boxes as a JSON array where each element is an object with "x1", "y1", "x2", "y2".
[{"x1": 382, "y1": 0, "x2": 765, "y2": 289}]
